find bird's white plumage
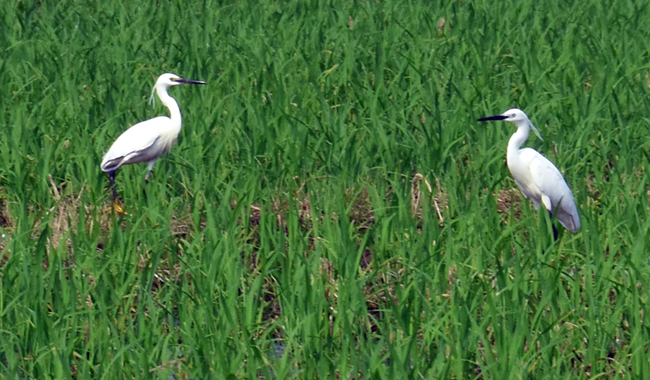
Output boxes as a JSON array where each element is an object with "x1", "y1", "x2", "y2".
[
  {"x1": 479, "y1": 108, "x2": 580, "y2": 232},
  {"x1": 100, "y1": 116, "x2": 174, "y2": 173},
  {"x1": 512, "y1": 148, "x2": 580, "y2": 231},
  {"x1": 101, "y1": 73, "x2": 205, "y2": 184}
]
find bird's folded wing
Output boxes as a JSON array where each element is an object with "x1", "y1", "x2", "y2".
[
  {"x1": 528, "y1": 155, "x2": 569, "y2": 208},
  {"x1": 101, "y1": 117, "x2": 168, "y2": 171},
  {"x1": 529, "y1": 155, "x2": 580, "y2": 231}
]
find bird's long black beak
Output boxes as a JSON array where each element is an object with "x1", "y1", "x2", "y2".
[
  {"x1": 175, "y1": 78, "x2": 206, "y2": 85},
  {"x1": 477, "y1": 115, "x2": 507, "y2": 122}
]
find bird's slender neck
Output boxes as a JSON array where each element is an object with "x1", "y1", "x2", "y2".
[
  {"x1": 507, "y1": 122, "x2": 530, "y2": 158},
  {"x1": 157, "y1": 85, "x2": 182, "y2": 129}
]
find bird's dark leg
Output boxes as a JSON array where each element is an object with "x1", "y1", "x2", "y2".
[
  {"x1": 142, "y1": 180, "x2": 148, "y2": 200},
  {"x1": 109, "y1": 171, "x2": 118, "y2": 200},
  {"x1": 145, "y1": 161, "x2": 155, "y2": 183},
  {"x1": 549, "y1": 210, "x2": 559, "y2": 241},
  {"x1": 142, "y1": 162, "x2": 156, "y2": 202},
  {"x1": 108, "y1": 171, "x2": 126, "y2": 214}
]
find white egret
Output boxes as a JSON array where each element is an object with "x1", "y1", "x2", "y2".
[
  {"x1": 478, "y1": 108, "x2": 580, "y2": 235},
  {"x1": 101, "y1": 73, "x2": 205, "y2": 210}
]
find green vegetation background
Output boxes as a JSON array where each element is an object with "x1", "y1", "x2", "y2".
[{"x1": 1, "y1": 0, "x2": 649, "y2": 378}]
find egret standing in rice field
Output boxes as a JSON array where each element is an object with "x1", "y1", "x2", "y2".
[
  {"x1": 478, "y1": 108, "x2": 580, "y2": 237},
  {"x1": 101, "y1": 73, "x2": 206, "y2": 212}
]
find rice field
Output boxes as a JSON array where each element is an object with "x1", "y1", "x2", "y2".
[{"x1": 1, "y1": 0, "x2": 649, "y2": 378}]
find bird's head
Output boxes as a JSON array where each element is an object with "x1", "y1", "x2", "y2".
[
  {"x1": 478, "y1": 108, "x2": 543, "y2": 141},
  {"x1": 157, "y1": 73, "x2": 206, "y2": 87},
  {"x1": 149, "y1": 73, "x2": 206, "y2": 106}
]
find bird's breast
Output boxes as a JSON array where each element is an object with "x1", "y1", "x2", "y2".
[{"x1": 507, "y1": 150, "x2": 542, "y2": 198}]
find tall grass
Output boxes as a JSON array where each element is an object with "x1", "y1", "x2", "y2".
[{"x1": 1, "y1": 0, "x2": 649, "y2": 378}]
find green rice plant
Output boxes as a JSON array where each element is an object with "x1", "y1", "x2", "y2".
[{"x1": 1, "y1": 0, "x2": 650, "y2": 378}]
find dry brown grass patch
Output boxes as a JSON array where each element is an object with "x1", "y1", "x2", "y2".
[{"x1": 410, "y1": 173, "x2": 446, "y2": 227}]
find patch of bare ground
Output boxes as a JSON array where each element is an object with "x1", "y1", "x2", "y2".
[
  {"x1": 2, "y1": 176, "x2": 93, "y2": 270},
  {"x1": 347, "y1": 186, "x2": 375, "y2": 233},
  {"x1": 47, "y1": 175, "x2": 84, "y2": 251},
  {"x1": 170, "y1": 203, "x2": 195, "y2": 239},
  {"x1": 238, "y1": 178, "x2": 413, "y2": 334},
  {"x1": 495, "y1": 188, "x2": 523, "y2": 225},
  {"x1": 185, "y1": 176, "x2": 454, "y2": 335},
  {"x1": 0, "y1": 194, "x2": 13, "y2": 268}
]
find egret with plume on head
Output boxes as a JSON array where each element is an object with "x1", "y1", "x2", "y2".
[
  {"x1": 478, "y1": 108, "x2": 580, "y2": 236},
  {"x1": 101, "y1": 73, "x2": 206, "y2": 212}
]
